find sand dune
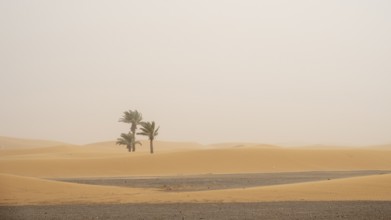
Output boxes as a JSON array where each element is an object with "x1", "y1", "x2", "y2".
[
  {"x1": 0, "y1": 145, "x2": 82, "y2": 157},
  {"x1": 1, "y1": 173, "x2": 390, "y2": 205},
  {"x1": 371, "y1": 144, "x2": 391, "y2": 149},
  {"x1": 1, "y1": 146, "x2": 391, "y2": 178},
  {"x1": 0, "y1": 136, "x2": 67, "y2": 149},
  {"x1": 192, "y1": 173, "x2": 391, "y2": 202},
  {"x1": 0, "y1": 140, "x2": 205, "y2": 160},
  {"x1": 0, "y1": 173, "x2": 146, "y2": 205},
  {"x1": 207, "y1": 142, "x2": 279, "y2": 149},
  {"x1": 84, "y1": 140, "x2": 205, "y2": 152},
  {"x1": 1, "y1": 136, "x2": 390, "y2": 206}
]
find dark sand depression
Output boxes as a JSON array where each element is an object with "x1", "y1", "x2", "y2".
[{"x1": 52, "y1": 170, "x2": 390, "y2": 192}]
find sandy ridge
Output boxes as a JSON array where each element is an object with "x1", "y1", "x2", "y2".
[
  {"x1": 1, "y1": 147, "x2": 391, "y2": 178},
  {"x1": 1, "y1": 173, "x2": 390, "y2": 205}
]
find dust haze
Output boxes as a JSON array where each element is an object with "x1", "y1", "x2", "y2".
[{"x1": 0, "y1": 0, "x2": 390, "y2": 146}]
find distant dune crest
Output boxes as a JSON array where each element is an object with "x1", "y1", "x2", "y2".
[{"x1": 0, "y1": 136, "x2": 68, "y2": 149}]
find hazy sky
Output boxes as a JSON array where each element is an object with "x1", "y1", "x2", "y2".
[{"x1": 1, "y1": 0, "x2": 390, "y2": 146}]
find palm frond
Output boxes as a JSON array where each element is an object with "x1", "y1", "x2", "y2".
[
  {"x1": 154, "y1": 126, "x2": 160, "y2": 136},
  {"x1": 116, "y1": 133, "x2": 133, "y2": 145},
  {"x1": 119, "y1": 110, "x2": 143, "y2": 122},
  {"x1": 133, "y1": 110, "x2": 143, "y2": 123},
  {"x1": 116, "y1": 138, "x2": 127, "y2": 146},
  {"x1": 137, "y1": 132, "x2": 148, "y2": 136},
  {"x1": 118, "y1": 110, "x2": 133, "y2": 123},
  {"x1": 138, "y1": 121, "x2": 159, "y2": 140}
]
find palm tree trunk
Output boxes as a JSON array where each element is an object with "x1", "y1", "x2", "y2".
[
  {"x1": 131, "y1": 130, "x2": 136, "y2": 152},
  {"x1": 150, "y1": 140, "x2": 154, "y2": 154}
]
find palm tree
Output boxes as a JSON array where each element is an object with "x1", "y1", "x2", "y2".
[
  {"x1": 116, "y1": 133, "x2": 141, "y2": 152},
  {"x1": 119, "y1": 110, "x2": 143, "y2": 152},
  {"x1": 138, "y1": 121, "x2": 159, "y2": 154}
]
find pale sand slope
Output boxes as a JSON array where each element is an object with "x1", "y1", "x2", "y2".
[
  {"x1": 206, "y1": 142, "x2": 279, "y2": 149},
  {"x1": 1, "y1": 173, "x2": 390, "y2": 205},
  {"x1": 1, "y1": 145, "x2": 391, "y2": 177},
  {"x1": 0, "y1": 136, "x2": 67, "y2": 149}
]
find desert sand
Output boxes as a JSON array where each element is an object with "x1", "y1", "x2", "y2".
[
  {"x1": 1, "y1": 136, "x2": 391, "y2": 218},
  {"x1": 1, "y1": 172, "x2": 391, "y2": 205},
  {"x1": 1, "y1": 137, "x2": 391, "y2": 178}
]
